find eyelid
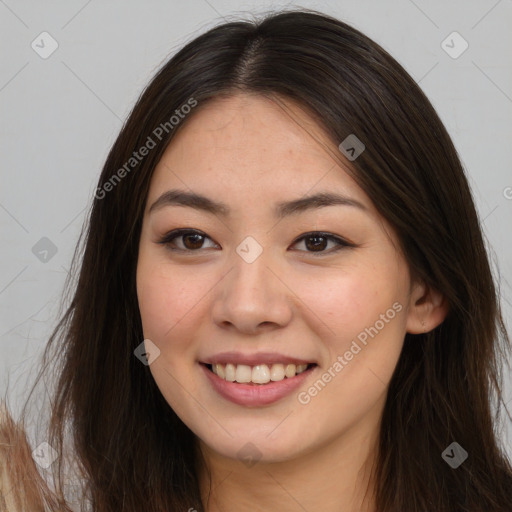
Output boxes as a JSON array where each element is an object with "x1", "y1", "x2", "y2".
[{"x1": 157, "y1": 228, "x2": 355, "y2": 255}]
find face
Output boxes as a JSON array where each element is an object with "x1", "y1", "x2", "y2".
[{"x1": 136, "y1": 93, "x2": 417, "y2": 464}]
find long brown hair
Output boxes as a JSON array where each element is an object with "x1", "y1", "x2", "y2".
[{"x1": 2, "y1": 9, "x2": 511, "y2": 511}]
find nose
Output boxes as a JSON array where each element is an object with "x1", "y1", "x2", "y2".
[{"x1": 211, "y1": 247, "x2": 293, "y2": 335}]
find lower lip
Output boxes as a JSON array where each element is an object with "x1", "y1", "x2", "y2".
[{"x1": 200, "y1": 363, "x2": 316, "y2": 407}]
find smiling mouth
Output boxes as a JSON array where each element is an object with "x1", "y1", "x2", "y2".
[{"x1": 203, "y1": 362, "x2": 317, "y2": 385}]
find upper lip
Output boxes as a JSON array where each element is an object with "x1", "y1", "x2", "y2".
[{"x1": 201, "y1": 351, "x2": 316, "y2": 367}]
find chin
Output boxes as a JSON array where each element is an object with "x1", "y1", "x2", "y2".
[{"x1": 197, "y1": 427, "x2": 313, "y2": 466}]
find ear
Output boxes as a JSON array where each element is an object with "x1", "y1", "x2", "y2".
[{"x1": 405, "y1": 278, "x2": 450, "y2": 334}]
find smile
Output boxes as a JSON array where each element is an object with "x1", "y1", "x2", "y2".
[
  {"x1": 206, "y1": 362, "x2": 314, "y2": 384},
  {"x1": 200, "y1": 362, "x2": 317, "y2": 407}
]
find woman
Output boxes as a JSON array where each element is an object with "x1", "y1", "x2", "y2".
[{"x1": 1, "y1": 9, "x2": 511, "y2": 512}]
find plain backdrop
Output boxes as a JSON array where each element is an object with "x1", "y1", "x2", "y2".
[{"x1": 1, "y1": 0, "x2": 511, "y2": 457}]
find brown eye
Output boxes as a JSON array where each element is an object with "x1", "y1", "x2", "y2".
[
  {"x1": 158, "y1": 229, "x2": 218, "y2": 252},
  {"x1": 158, "y1": 229, "x2": 353, "y2": 256},
  {"x1": 303, "y1": 235, "x2": 328, "y2": 252},
  {"x1": 181, "y1": 233, "x2": 206, "y2": 250},
  {"x1": 291, "y1": 232, "x2": 352, "y2": 256}
]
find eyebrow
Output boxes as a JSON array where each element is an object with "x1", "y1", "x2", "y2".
[{"x1": 148, "y1": 188, "x2": 367, "y2": 219}]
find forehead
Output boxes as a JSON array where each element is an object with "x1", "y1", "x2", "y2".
[{"x1": 147, "y1": 93, "x2": 375, "y2": 216}]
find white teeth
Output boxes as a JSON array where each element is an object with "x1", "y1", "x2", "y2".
[
  {"x1": 235, "y1": 364, "x2": 252, "y2": 383},
  {"x1": 215, "y1": 364, "x2": 225, "y2": 379},
  {"x1": 285, "y1": 364, "x2": 296, "y2": 378},
  {"x1": 208, "y1": 362, "x2": 311, "y2": 384},
  {"x1": 252, "y1": 365, "x2": 271, "y2": 384},
  {"x1": 270, "y1": 363, "x2": 285, "y2": 381},
  {"x1": 225, "y1": 363, "x2": 236, "y2": 382}
]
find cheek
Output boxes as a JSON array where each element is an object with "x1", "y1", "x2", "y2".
[
  {"x1": 297, "y1": 303, "x2": 406, "y2": 444},
  {"x1": 136, "y1": 259, "x2": 207, "y2": 411},
  {"x1": 305, "y1": 264, "x2": 402, "y2": 338},
  {"x1": 303, "y1": 259, "x2": 408, "y2": 398},
  {"x1": 136, "y1": 257, "x2": 210, "y2": 342}
]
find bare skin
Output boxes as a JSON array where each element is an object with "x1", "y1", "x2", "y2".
[{"x1": 136, "y1": 93, "x2": 449, "y2": 512}]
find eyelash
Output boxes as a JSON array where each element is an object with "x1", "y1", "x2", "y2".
[{"x1": 157, "y1": 229, "x2": 355, "y2": 256}]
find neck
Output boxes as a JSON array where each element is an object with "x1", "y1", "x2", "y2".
[{"x1": 195, "y1": 418, "x2": 380, "y2": 512}]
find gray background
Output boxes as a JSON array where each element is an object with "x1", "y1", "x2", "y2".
[{"x1": 1, "y1": 0, "x2": 511, "y2": 455}]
